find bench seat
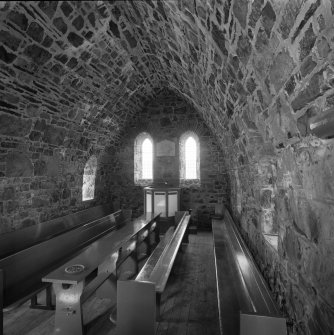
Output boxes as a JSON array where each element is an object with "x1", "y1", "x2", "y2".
[
  {"x1": 212, "y1": 207, "x2": 286, "y2": 335},
  {"x1": 136, "y1": 213, "x2": 190, "y2": 293},
  {"x1": 117, "y1": 212, "x2": 191, "y2": 335}
]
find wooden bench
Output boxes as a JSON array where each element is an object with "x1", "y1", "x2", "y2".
[
  {"x1": 212, "y1": 206, "x2": 286, "y2": 335},
  {"x1": 117, "y1": 211, "x2": 191, "y2": 335},
  {"x1": 42, "y1": 212, "x2": 160, "y2": 335},
  {"x1": 0, "y1": 206, "x2": 127, "y2": 335}
]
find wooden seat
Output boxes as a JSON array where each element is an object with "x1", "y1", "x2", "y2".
[
  {"x1": 212, "y1": 206, "x2": 286, "y2": 335},
  {"x1": 42, "y1": 212, "x2": 160, "y2": 335},
  {"x1": 117, "y1": 212, "x2": 190, "y2": 335},
  {"x1": 0, "y1": 207, "x2": 128, "y2": 335}
]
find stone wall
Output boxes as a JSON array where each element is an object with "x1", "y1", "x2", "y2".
[
  {"x1": 100, "y1": 88, "x2": 229, "y2": 228},
  {"x1": 0, "y1": 1, "x2": 334, "y2": 333}
]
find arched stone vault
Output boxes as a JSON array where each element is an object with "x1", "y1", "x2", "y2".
[{"x1": 1, "y1": 0, "x2": 334, "y2": 334}]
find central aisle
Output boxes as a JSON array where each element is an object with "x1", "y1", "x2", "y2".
[
  {"x1": 155, "y1": 232, "x2": 220, "y2": 335},
  {"x1": 4, "y1": 232, "x2": 220, "y2": 335}
]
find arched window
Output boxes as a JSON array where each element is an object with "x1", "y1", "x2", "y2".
[
  {"x1": 134, "y1": 132, "x2": 153, "y2": 185},
  {"x1": 82, "y1": 155, "x2": 97, "y2": 201},
  {"x1": 180, "y1": 131, "x2": 200, "y2": 185},
  {"x1": 142, "y1": 138, "x2": 153, "y2": 179}
]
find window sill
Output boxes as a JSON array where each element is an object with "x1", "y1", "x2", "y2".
[{"x1": 263, "y1": 233, "x2": 278, "y2": 251}]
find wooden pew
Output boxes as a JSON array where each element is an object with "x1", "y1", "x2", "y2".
[
  {"x1": 212, "y1": 207, "x2": 286, "y2": 335},
  {"x1": 117, "y1": 211, "x2": 191, "y2": 335},
  {"x1": 0, "y1": 207, "x2": 127, "y2": 335},
  {"x1": 42, "y1": 212, "x2": 160, "y2": 335},
  {"x1": 0, "y1": 204, "x2": 114, "y2": 259}
]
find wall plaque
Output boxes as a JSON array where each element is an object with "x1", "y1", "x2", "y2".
[{"x1": 156, "y1": 139, "x2": 175, "y2": 156}]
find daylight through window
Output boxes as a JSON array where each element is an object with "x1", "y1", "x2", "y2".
[
  {"x1": 142, "y1": 138, "x2": 153, "y2": 179},
  {"x1": 185, "y1": 136, "x2": 197, "y2": 179}
]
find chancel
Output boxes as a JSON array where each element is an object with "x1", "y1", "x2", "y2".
[{"x1": 0, "y1": 1, "x2": 333, "y2": 335}]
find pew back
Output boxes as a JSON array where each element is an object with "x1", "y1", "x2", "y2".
[
  {"x1": 0, "y1": 204, "x2": 113, "y2": 259},
  {"x1": 0, "y1": 208, "x2": 123, "y2": 306}
]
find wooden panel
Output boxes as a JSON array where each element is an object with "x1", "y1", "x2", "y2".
[
  {"x1": 154, "y1": 193, "x2": 166, "y2": 218},
  {"x1": 117, "y1": 280, "x2": 156, "y2": 335},
  {"x1": 146, "y1": 192, "x2": 152, "y2": 213},
  {"x1": 240, "y1": 313, "x2": 286, "y2": 335},
  {"x1": 167, "y1": 193, "x2": 177, "y2": 217},
  {"x1": 0, "y1": 204, "x2": 113, "y2": 258}
]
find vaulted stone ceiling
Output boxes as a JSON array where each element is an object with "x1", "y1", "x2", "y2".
[
  {"x1": 2, "y1": 2, "x2": 334, "y2": 332},
  {"x1": 1, "y1": 0, "x2": 333, "y2": 163}
]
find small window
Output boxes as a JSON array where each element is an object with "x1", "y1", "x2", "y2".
[
  {"x1": 180, "y1": 131, "x2": 200, "y2": 184},
  {"x1": 82, "y1": 155, "x2": 97, "y2": 201},
  {"x1": 134, "y1": 132, "x2": 153, "y2": 185},
  {"x1": 142, "y1": 138, "x2": 153, "y2": 179},
  {"x1": 185, "y1": 136, "x2": 197, "y2": 179}
]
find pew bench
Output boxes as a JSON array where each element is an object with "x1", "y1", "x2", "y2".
[
  {"x1": 0, "y1": 206, "x2": 128, "y2": 335},
  {"x1": 117, "y1": 211, "x2": 191, "y2": 335},
  {"x1": 42, "y1": 212, "x2": 160, "y2": 335},
  {"x1": 212, "y1": 207, "x2": 287, "y2": 335}
]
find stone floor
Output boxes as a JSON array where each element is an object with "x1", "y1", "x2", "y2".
[{"x1": 3, "y1": 232, "x2": 220, "y2": 335}]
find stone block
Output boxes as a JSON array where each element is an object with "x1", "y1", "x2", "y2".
[
  {"x1": 236, "y1": 35, "x2": 251, "y2": 65},
  {"x1": 212, "y1": 22, "x2": 228, "y2": 55},
  {"x1": 261, "y1": 1, "x2": 276, "y2": 37},
  {"x1": 6, "y1": 200, "x2": 19, "y2": 213},
  {"x1": 0, "y1": 45, "x2": 16, "y2": 63},
  {"x1": 67, "y1": 32, "x2": 84, "y2": 47},
  {"x1": 42, "y1": 125, "x2": 67, "y2": 146},
  {"x1": 299, "y1": 24, "x2": 316, "y2": 61},
  {"x1": 123, "y1": 30, "x2": 137, "y2": 48},
  {"x1": 34, "y1": 160, "x2": 47, "y2": 176},
  {"x1": 291, "y1": 71, "x2": 323, "y2": 111},
  {"x1": 233, "y1": 0, "x2": 248, "y2": 29},
  {"x1": 300, "y1": 56, "x2": 316, "y2": 77},
  {"x1": 2, "y1": 186, "x2": 15, "y2": 200},
  {"x1": 60, "y1": 1, "x2": 73, "y2": 17},
  {"x1": 8, "y1": 10, "x2": 28, "y2": 30},
  {"x1": 38, "y1": 1, "x2": 58, "y2": 19},
  {"x1": 0, "y1": 30, "x2": 21, "y2": 51},
  {"x1": 269, "y1": 49, "x2": 295, "y2": 92},
  {"x1": 32, "y1": 197, "x2": 49, "y2": 208},
  {"x1": 317, "y1": 37, "x2": 330, "y2": 59},
  {"x1": 24, "y1": 44, "x2": 52, "y2": 65},
  {"x1": 109, "y1": 19, "x2": 120, "y2": 38},
  {"x1": 73, "y1": 15, "x2": 84, "y2": 31},
  {"x1": 53, "y1": 17, "x2": 67, "y2": 34},
  {"x1": 0, "y1": 114, "x2": 32, "y2": 137},
  {"x1": 6, "y1": 152, "x2": 33, "y2": 177},
  {"x1": 27, "y1": 22, "x2": 44, "y2": 43}
]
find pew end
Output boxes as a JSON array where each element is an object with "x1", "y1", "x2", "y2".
[{"x1": 117, "y1": 280, "x2": 156, "y2": 335}]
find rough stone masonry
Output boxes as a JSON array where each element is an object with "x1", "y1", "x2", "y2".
[{"x1": 1, "y1": 1, "x2": 334, "y2": 334}]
